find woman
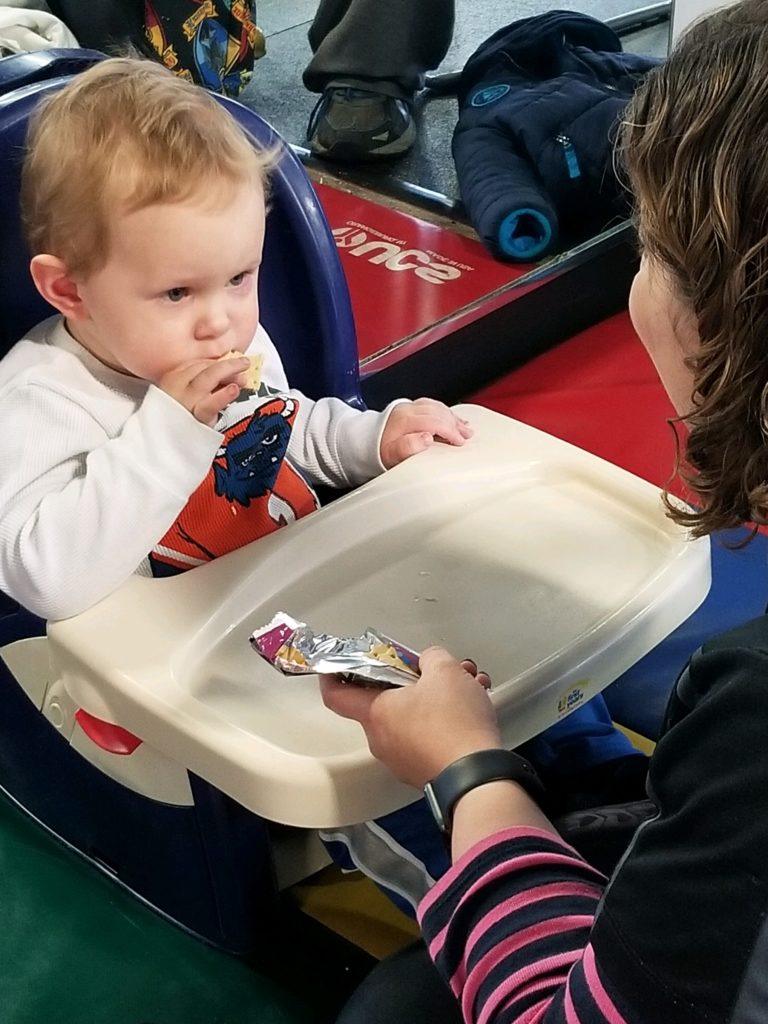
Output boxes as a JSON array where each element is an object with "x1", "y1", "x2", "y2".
[{"x1": 322, "y1": 3, "x2": 768, "y2": 1021}]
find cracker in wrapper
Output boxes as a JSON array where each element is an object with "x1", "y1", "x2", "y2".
[{"x1": 250, "y1": 613, "x2": 420, "y2": 688}]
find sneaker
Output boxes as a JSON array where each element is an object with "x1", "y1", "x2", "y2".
[
  {"x1": 535, "y1": 753, "x2": 650, "y2": 818},
  {"x1": 307, "y1": 86, "x2": 416, "y2": 162},
  {"x1": 554, "y1": 799, "x2": 657, "y2": 875}
]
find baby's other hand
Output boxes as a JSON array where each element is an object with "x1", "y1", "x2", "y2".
[
  {"x1": 158, "y1": 357, "x2": 250, "y2": 427},
  {"x1": 380, "y1": 399, "x2": 473, "y2": 469}
]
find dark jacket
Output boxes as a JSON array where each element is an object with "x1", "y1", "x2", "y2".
[
  {"x1": 453, "y1": 11, "x2": 660, "y2": 261},
  {"x1": 422, "y1": 611, "x2": 768, "y2": 1022}
]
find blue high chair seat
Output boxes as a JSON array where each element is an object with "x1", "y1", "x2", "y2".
[
  {"x1": 603, "y1": 527, "x2": 768, "y2": 741},
  {"x1": 0, "y1": 63, "x2": 361, "y2": 403},
  {"x1": 0, "y1": 48, "x2": 104, "y2": 94},
  {"x1": 0, "y1": 59, "x2": 361, "y2": 953}
]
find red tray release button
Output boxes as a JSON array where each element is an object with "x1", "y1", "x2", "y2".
[{"x1": 74, "y1": 709, "x2": 143, "y2": 755}]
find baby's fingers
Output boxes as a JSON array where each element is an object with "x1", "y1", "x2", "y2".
[
  {"x1": 190, "y1": 357, "x2": 250, "y2": 394},
  {"x1": 192, "y1": 382, "x2": 240, "y2": 426},
  {"x1": 409, "y1": 410, "x2": 468, "y2": 447},
  {"x1": 382, "y1": 431, "x2": 434, "y2": 467}
]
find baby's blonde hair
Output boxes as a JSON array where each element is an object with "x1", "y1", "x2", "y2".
[{"x1": 21, "y1": 57, "x2": 273, "y2": 277}]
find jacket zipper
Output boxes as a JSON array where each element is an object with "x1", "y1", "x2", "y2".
[{"x1": 556, "y1": 134, "x2": 581, "y2": 179}]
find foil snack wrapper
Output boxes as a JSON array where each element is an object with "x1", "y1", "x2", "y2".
[{"x1": 249, "y1": 613, "x2": 421, "y2": 687}]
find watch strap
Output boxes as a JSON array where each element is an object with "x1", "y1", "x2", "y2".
[{"x1": 424, "y1": 748, "x2": 546, "y2": 834}]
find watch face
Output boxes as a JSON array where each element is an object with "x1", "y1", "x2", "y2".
[{"x1": 424, "y1": 782, "x2": 447, "y2": 833}]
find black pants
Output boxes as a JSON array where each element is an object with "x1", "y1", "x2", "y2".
[
  {"x1": 45, "y1": 0, "x2": 144, "y2": 50},
  {"x1": 336, "y1": 941, "x2": 462, "y2": 1024},
  {"x1": 303, "y1": 0, "x2": 455, "y2": 98},
  {"x1": 333, "y1": 786, "x2": 655, "y2": 1023}
]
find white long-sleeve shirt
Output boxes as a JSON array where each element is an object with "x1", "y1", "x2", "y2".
[{"x1": 0, "y1": 316, "x2": 392, "y2": 620}]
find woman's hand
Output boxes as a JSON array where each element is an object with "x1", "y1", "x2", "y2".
[{"x1": 320, "y1": 647, "x2": 501, "y2": 790}]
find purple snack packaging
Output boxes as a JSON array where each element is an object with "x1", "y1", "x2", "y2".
[{"x1": 250, "y1": 613, "x2": 421, "y2": 687}]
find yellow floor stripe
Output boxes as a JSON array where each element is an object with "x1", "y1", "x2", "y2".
[
  {"x1": 614, "y1": 722, "x2": 656, "y2": 757},
  {"x1": 291, "y1": 866, "x2": 419, "y2": 960},
  {"x1": 294, "y1": 724, "x2": 656, "y2": 957}
]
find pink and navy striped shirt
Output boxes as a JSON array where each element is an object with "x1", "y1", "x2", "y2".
[
  {"x1": 417, "y1": 827, "x2": 631, "y2": 1024},
  {"x1": 418, "y1": 623, "x2": 768, "y2": 1023}
]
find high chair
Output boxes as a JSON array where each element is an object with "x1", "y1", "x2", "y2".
[
  {"x1": 0, "y1": 58, "x2": 711, "y2": 953},
  {"x1": 0, "y1": 48, "x2": 103, "y2": 94}
]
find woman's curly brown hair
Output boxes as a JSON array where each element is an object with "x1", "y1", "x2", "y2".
[{"x1": 621, "y1": 0, "x2": 768, "y2": 537}]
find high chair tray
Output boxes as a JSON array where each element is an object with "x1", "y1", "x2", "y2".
[{"x1": 48, "y1": 405, "x2": 710, "y2": 827}]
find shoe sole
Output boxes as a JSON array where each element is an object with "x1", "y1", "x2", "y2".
[{"x1": 308, "y1": 119, "x2": 417, "y2": 162}]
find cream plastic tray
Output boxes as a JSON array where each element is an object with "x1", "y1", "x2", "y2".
[{"x1": 48, "y1": 406, "x2": 711, "y2": 827}]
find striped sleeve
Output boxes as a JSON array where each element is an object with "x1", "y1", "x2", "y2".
[{"x1": 417, "y1": 827, "x2": 635, "y2": 1024}]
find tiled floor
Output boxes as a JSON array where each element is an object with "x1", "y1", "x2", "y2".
[{"x1": 242, "y1": 1, "x2": 669, "y2": 200}]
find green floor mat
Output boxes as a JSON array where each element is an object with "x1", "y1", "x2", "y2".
[{"x1": 0, "y1": 795, "x2": 369, "y2": 1024}]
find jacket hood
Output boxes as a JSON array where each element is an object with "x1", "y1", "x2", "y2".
[{"x1": 460, "y1": 10, "x2": 622, "y2": 93}]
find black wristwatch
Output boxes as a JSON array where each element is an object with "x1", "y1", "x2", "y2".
[{"x1": 423, "y1": 749, "x2": 546, "y2": 834}]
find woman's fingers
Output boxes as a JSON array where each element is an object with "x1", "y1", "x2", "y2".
[{"x1": 319, "y1": 674, "x2": 380, "y2": 722}]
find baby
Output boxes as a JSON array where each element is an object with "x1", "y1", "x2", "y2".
[{"x1": 0, "y1": 58, "x2": 471, "y2": 620}]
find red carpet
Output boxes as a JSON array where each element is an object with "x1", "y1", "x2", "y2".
[{"x1": 470, "y1": 310, "x2": 682, "y2": 494}]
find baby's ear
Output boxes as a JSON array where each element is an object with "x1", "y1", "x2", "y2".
[{"x1": 29, "y1": 254, "x2": 86, "y2": 319}]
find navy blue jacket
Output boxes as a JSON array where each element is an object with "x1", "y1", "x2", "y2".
[{"x1": 453, "y1": 11, "x2": 660, "y2": 261}]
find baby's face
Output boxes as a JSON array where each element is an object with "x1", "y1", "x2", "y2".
[{"x1": 74, "y1": 180, "x2": 265, "y2": 382}]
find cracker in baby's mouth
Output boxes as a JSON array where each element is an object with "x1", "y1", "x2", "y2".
[{"x1": 219, "y1": 351, "x2": 264, "y2": 391}]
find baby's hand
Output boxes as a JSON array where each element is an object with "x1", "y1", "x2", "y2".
[
  {"x1": 380, "y1": 399, "x2": 473, "y2": 469},
  {"x1": 157, "y1": 357, "x2": 250, "y2": 427}
]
